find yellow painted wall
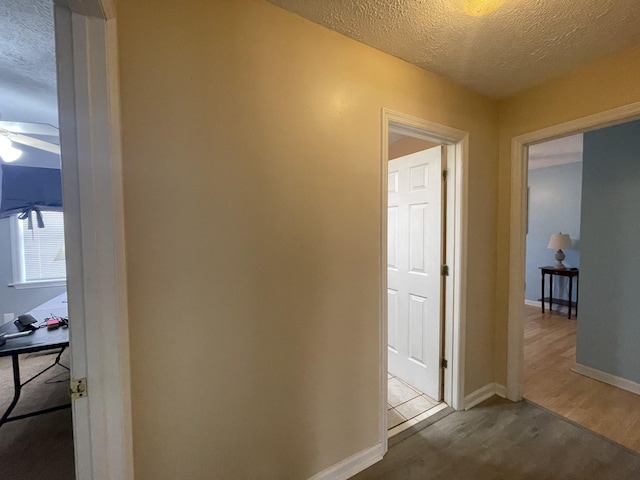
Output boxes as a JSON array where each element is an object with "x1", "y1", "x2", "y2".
[
  {"x1": 116, "y1": 0, "x2": 498, "y2": 477},
  {"x1": 495, "y1": 46, "x2": 640, "y2": 385}
]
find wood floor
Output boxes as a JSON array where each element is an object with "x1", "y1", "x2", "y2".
[{"x1": 524, "y1": 304, "x2": 640, "y2": 453}]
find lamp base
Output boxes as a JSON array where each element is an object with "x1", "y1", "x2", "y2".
[{"x1": 554, "y1": 249, "x2": 566, "y2": 270}]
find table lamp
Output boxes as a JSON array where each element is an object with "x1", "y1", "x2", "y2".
[{"x1": 547, "y1": 233, "x2": 572, "y2": 269}]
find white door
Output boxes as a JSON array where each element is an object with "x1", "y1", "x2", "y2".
[{"x1": 387, "y1": 146, "x2": 443, "y2": 400}]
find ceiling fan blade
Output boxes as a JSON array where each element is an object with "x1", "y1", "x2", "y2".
[
  {"x1": 9, "y1": 134, "x2": 61, "y2": 155},
  {"x1": 0, "y1": 121, "x2": 59, "y2": 137}
]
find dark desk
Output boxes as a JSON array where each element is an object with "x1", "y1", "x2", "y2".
[
  {"x1": 540, "y1": 266, "x2": 579, "y2": 319},
  {"x1": 0, "y1": 313, "x2": 70, "y2": 428}
]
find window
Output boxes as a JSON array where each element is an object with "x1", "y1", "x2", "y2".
[{"x1": 11, "y1": 211, "x2": 67, "y2": 288}]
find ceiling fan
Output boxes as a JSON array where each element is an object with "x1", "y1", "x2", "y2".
[{"x1": 0, "y1": 121, "x2": 60, "y2": 162}]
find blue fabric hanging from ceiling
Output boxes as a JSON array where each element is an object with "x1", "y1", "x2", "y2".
[{"x1": 0, "y1": 164, "x2": 63, "y2": 228}]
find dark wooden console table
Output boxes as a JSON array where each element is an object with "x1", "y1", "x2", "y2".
[{"x1": 540, "y1": 266, "x2": 579, "y2": 319}]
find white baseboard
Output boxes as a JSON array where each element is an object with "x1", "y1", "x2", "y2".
[
  {"x1": 572, "y1": 363, "x2": 640, "y2": 396},
  {"x1": 495, "y1": 383, "x2": 507, "y2": 398},
  {"x1": 464, "y1": 383, "x2": 500, "y2": 410},
  {"x1": 525, "y1": 299, "x2": 573, "y2": 313},
  {"x1": 307, "y1": 444, "x2": 384, "y2": 480}
]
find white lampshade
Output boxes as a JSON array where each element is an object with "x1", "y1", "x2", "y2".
[{"x1": 547, "y1": 233, "x2": 571, "y2": 250}]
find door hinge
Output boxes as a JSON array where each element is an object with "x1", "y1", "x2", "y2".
[
  {"x1": 70, "y1": 378, "x2": 88, "y2": 400},
  {"x1": 441, "y1": 265, "x2": 449, "y2": 276},
  {"x1": 441, "y1": 358, "x2": 448, "y2": 369},
  {"x1": 442, "y1": 169, "x2": 448, "y2": 181}
]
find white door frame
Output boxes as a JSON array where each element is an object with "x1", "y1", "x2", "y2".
[
  {"x1": 505, "y1": 101, "x2": 640, "y2": 401},
  {"x1": 54, "y1": 1, "x2": 133, "y2": 478},
  {"x1": 379, "y1": 109, "x2": 468, "y2": 449}
]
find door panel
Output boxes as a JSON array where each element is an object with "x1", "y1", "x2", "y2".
[{"x1": 387, "y1": 146, "x2": 442, "y2": 400}]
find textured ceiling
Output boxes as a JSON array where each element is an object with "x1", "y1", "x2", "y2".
[
  {"x1": 0, "y1": 0, "x2": 58, "y2": 126},
  {"x1": 267, "y1": 0, "x2": 640, "y2": 98},
  {"x1": 528, "y1": 134, "x2": 583, "y2": 170}
]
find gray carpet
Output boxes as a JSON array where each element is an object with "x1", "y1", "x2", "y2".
[
  {"x1": 354, "y1": 396, "x2": 640, "y2": 479},
  {"x1": 0, "y1": 349, "x2": 75, "y2": 479}
]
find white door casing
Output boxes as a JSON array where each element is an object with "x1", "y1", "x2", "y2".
[
  {"x1": 506, "y1": 102, "x2": 640, "y2": 402},
  {"x1": 54, "y1": 1, "x2": 134, "y2": 478},
  {"x1": 387, "y1": 147, "x2": 443, "y2": 399}
]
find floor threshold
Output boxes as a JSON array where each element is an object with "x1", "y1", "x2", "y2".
[{"x1": 388, "y1": 403, "x2": 454, "y2": 447}]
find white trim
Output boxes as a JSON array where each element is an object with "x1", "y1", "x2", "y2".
[
  {"x1": 54, "y1": 1, "x2": 133, "y2": 479},
  {"x1": 525, "y1": 299, "x2": 572, "y2": 312},
  {"x1": 9, "y1": 215, "x2": 24, "y2": 284},
  {"x1": 506, "y1": 101, "x2": 640, "y2": 402},
  {"x1": 10, "y1": 280, "x2": 67, "y2": 289},
  {"x1": 307, "y1": 444, "x2": 384, "y2": 480},
  {"x1": 380, "y1": 110, "x2": 468, "y2": 425},
  {"x1": 448, "y1": 134, "x2": 468, "y2": 411},
  {"x1": 495, "y1": 383, "x2": 507, "y2": 398},
  {"x1": 372, "y1": 109, "x2": 467, "y2": 476},
  {"x1": 572, "y1": 364, "x2": 640, "y2": 396},
  {"x1": 464, "y1": 383, "x2": 499, "y2": 410},
  {"x1": 379, "y1": 116, "x2": 390, "y2": 455}
]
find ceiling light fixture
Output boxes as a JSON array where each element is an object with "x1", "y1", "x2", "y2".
[
  {"x1": 462, "y1": 0, "x2": 508, "y2": 16},
  {"x1": 0, "y1": 135, "x2": 23, "y2": 163}
]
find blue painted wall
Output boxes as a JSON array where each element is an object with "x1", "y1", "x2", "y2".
[
  {"x1": 577, "y1": 119, "x2": 640, "y2": 383},
  {"x1": 525, "y1": 162, "x2": 582, "y2": 302},
  {"x1": 0, "y1": 148, "x2": 64, "y2": 323}
]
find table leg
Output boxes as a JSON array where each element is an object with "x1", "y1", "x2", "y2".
[
  {"x1": 0, "y1": 348, "x2": 71, "y2": 428},
  {"x1": 541, "y1": 272, "x2": 545, "y2": 313},
  {"x1": 576, "y1": 275, "x2": 579, "y2": 317},
  {"x1": 0, "y1": 355, "x2": 21, "y2": 427},
  {"x1": 568, "y1": 275, "x2": 573, "y2": 320},
  {"x1": 549, "y1": 274, "x2": 553, "y2": 312}
]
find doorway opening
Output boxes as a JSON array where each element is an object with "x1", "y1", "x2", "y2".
[
  {"x1": 386, "y1": 134, "x2": 446, "y2": 433},
  {"x1": 0, "y1": 1, "x2": 74, "y2": 476},
  {"x1": 521, "y1": 133, "x2": 583, "y2": 430},
  {"x1": 0, "y1": 0, "x2": 133, "y2": 478},
  {"x1": 507, "y1": 107, "x2": 640, "y2": 454},
  {"x1": 379, "y1": 109, "x2": 467, "y2": 444},
  {"x1": 1, "y1": 0, "x2": 137, "y2": 477}
]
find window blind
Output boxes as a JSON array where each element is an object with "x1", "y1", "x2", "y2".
[{"x1": 19, "y1": 211, "x2": 66, "y2": 281}]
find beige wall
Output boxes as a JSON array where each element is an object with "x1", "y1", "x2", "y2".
[
  {"x1": 495, "y1": 45, "x2": 640, "y2": 385},
  {"x1": 117, "y1": 0, "x2": 498, "y2": 478},
  {"x1": 388, "y1": 137, "x2": 439, "y2": 160}
]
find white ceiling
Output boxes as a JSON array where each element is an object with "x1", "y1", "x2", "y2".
[
  {"x1": 267, "y1": 0, "x2": 640, "y2": 98},
  {"x1": 0, "y1": 0, "x2": 57, "y2": 127},
  {"x1": 528, "y1": 134, "x2": 583, "y2": 170}
]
